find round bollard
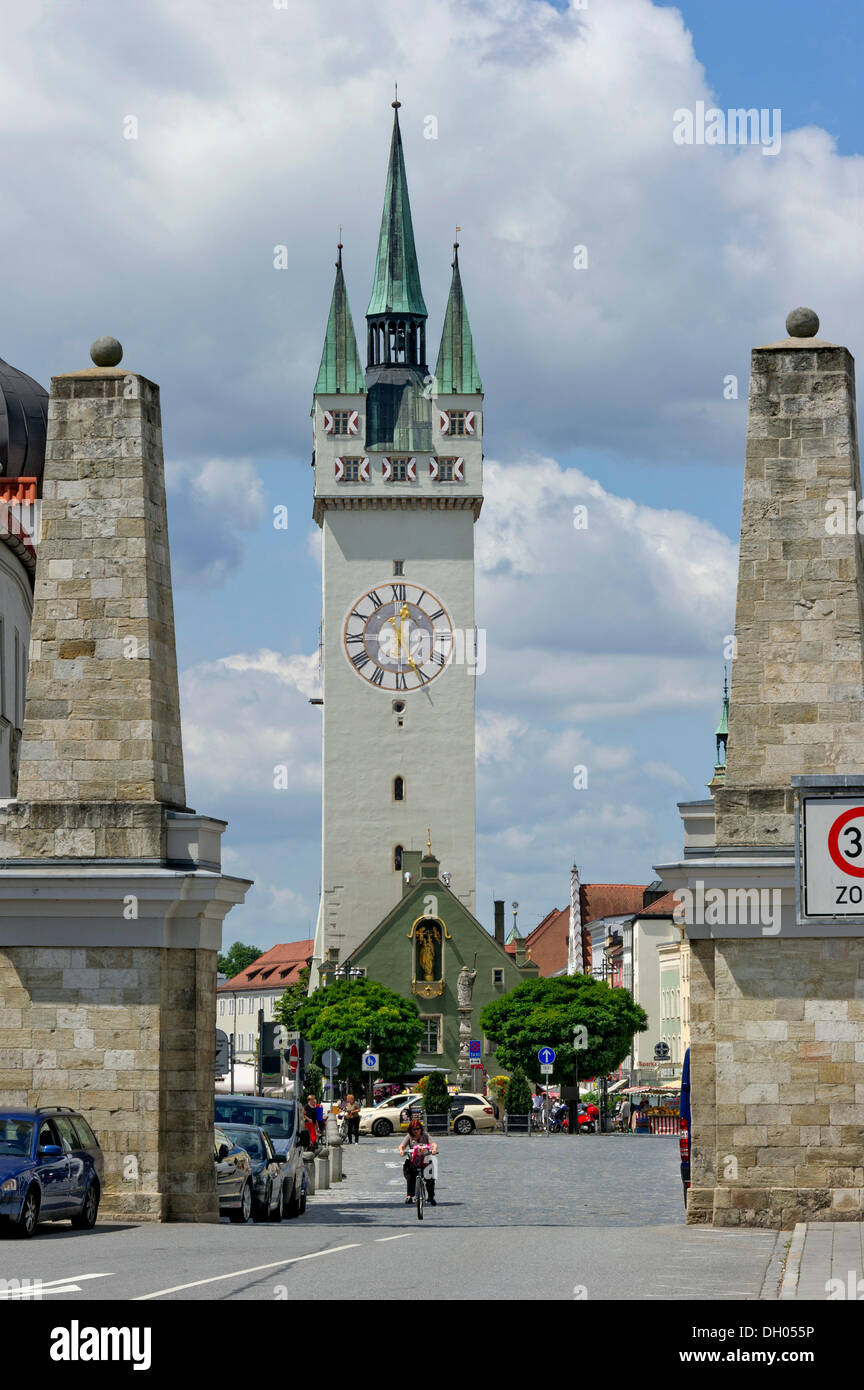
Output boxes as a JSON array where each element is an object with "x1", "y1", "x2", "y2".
[
  {"x1": 302, "y1": 1148, "x2": 316, "y2": 1196},
  {"x1": 314, "y1": 1147, "x2": 331, "y2": 1190}
]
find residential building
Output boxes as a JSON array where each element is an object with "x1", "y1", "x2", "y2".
[{"x1": 217, "y1": 939, "x2": 313, "y2": 1062}]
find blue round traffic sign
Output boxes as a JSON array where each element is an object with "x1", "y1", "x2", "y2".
[{"x1": 538, "y1": 1046, "x2": 556, "y2": 1065}]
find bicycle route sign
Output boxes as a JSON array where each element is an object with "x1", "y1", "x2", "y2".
[
  {"x1": 798, "y1": 788, "x2": 864, "y2": 926},
  {"x1": 538, "y1": 1047, "x2": 556, "y2": 1066}
]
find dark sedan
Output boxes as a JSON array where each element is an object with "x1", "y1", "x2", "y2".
[{"x1": 218, "y1": 1124, "x2": 286, "y2": 1223}]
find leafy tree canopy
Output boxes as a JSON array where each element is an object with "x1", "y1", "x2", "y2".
[
  {"x1": 479, "y1": 974, "x2": 647, "y2": 1084},
  {"x1": 218, "y1": 941, "x2": 263, "y2": 979},
  {"x1": 293, "y1": 978, "x2": 425, "y2": 1081}
]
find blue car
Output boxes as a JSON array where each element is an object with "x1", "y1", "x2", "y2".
[{"x1": 0, "y1": 1107, "x2": 103, "y2": 1239}]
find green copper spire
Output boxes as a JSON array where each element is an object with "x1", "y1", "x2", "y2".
[
  {"x1": 366, "y1": 100, "x2": 427, "y2": 318},
  {"x1": 435, "y1": 241, "x2": 482, "y2": 393},
  {"x1": 709, "y1": 669, "x2": 730, "y2": 788},
  {"x1": 314, "y1": 242, "x2": 365, "y2": 395}
]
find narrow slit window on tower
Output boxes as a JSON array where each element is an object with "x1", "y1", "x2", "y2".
[
  {"x1": 394, "y1": 845, "x2": 403, "y2": 872},
  {"x1": 393, "y1": 560, "x2": 404, "y2": 575},
  {"x1": 394, "y1": 776, "x2": 404, "y2": 802}
]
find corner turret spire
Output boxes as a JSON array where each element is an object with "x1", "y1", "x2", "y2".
[
  {"x1": 435, "y1": 236, "x2": 482, "y2": 394},
  {"x1": 709, "y1": 668, "x2": 730, "y2": 790},
  {"x1": 314, "y1": 240, "x2": 365, "y2": 395}
]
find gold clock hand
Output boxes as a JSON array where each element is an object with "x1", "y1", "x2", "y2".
[{"x1": 388, "y1": 616, "x2": 420, "y2": 672}]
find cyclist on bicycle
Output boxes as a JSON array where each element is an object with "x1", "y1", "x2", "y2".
[{"x1": 398, "y1": 1114, "x2": 438, "y2": 1205}]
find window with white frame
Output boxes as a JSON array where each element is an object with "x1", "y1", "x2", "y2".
[
  {"x1": 390, "y1": 458, "x2": 411, "y2": 481},
  {"x1": 339, "y1": 457, "x2": 363, "y2": 482},
  {"x1": 218, "y1": 999, "x2": 225, "y2": 1017},
  {"x1": 420, "y1": 1016, "x2": 441, "y2": 1053},
  {"x1": 237, "y1": 997, "x2": 245, "y2": 1015},
  {"x1": 331, "y1": 410, "x2": 353, "y2": 435}
]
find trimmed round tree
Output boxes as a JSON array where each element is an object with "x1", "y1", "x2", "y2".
[
  {"x1": 294, "y1": 977, "x2": 425, "y2": 1091},
  {"x1": 479, "y1": 974, "x2": 647, "y2": 1087}
]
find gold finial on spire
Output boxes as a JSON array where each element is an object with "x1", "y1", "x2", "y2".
[
  {"x1": 427, "y1": 826, "x2": 432, "y2": 852},
  {"x1": 452, "y1": 225, "x2": 460, "y2": 268},
  {"x1": 336, "y1": 226, "x2": 343, "y2": 268},
  {"x1": 393, "y1": 81, "x2": 400, "y2": 110}
]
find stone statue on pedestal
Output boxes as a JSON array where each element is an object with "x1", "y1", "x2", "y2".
[{"x1": 456, "y1": 964, "x2": 478, "y2": 1086}]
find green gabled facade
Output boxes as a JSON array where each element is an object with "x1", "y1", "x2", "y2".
[
  {"x1": 314, "y1": 248, "x2": 365, "y2": 395},
  {"x1": 366, "y1": 105, "x2": 427, "y2": 318},
  {"x1": 324, "y1": 850, "x2": 537, "y2": 1079},
  {"x1": 435, "y1": 245, "x2": 482, "y2": 394}
]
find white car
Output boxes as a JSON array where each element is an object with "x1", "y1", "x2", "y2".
[{"x1": 358, "y1": 1092, "x2": 422, "y2": 1137}]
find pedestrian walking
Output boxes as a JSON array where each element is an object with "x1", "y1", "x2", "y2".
[
  {"x1": 343, "y1": 1092, "x2": 362, "y2": 1144},
  {"x1": 304, "y1": 1093, "x2": 321, "y2": 1147}
]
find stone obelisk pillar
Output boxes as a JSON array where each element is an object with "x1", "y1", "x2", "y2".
[
  {"x1": 679, "y1": 309, "x2": 864, "y2": 1227},
  {"x1": 0, "y1": 338, "x2": 250, "y2": 1221}
]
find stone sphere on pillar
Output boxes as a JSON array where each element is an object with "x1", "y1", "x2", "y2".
[
  {"x1": 785, "y1": 307, "x2": 819, "y2": 339},
  {"x1": 90, "y1": 336, "x2": 124, "y2": 367}
]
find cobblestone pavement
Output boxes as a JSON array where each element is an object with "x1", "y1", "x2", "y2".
[{"x1": 311, "y1": 1131, "x2": 692, "y2": 1228}]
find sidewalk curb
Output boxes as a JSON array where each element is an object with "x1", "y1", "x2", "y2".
[
  {"x1": 778, "y1": 1222, "x2": 807, "y2": 1300},
  {"x1": 759, "y1": 1229, "x2": 792, "y2": 1300}
]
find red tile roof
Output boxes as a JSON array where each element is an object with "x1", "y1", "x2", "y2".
[
  {"x1": 217, "y1": 940, "x2": 313, "y2": 992},
  {"x1": 523, "y1": 884, "x2": 650, "y2": 977}
]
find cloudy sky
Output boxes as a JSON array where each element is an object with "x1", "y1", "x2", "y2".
[{"x1": 5, "y1": 0, "x2": 863, "y2": 946}]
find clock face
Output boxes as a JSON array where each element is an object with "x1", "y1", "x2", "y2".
[{"x1": 343, "y1": 582, "x2": 453, "y2": 691}]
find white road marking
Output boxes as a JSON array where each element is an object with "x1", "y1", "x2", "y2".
[
  {"x1": 0, "y1": 1272, "x2": 114, "y2": 1299},
  {"x1": 375, "y1": 1234, "x2": 413, "y2": 1242},
  {"x1": 3, "y1": 1284, "x2": 82, "y2": 1299},
  {"x1": 132, "y1": 1243, "x2": 362, "y2": 1300}
]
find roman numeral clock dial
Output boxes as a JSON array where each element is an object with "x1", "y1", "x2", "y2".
[{"x1": 343, "y1": 583, "x2": 453, "y2": 691}]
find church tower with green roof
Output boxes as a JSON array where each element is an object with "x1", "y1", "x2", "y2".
[{"x1": 310, "y1": 99, "x2": 485, "y2": 986}]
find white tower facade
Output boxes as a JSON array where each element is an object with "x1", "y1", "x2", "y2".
[{"x1": 310, "y1": 102, "x2": 483, "y2": 983}]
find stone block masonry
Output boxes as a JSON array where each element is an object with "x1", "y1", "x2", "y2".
[
  {"x1": 716, "y1": 330, "x2": 864, "y2": 846},
  {"x1": 18, "y1": 368, "x2": 186, "y2": 818},
  {"x1": 659, "y1": 314, "x2": 864, "y2": 1227},
  {"x1": 0, "y1": 344, "x2": 250, "y2": 1222},
  {"x1": 688, "y1": 936, "x2": 864, "y2": 1227},
  {"x1": 0, "y1": 945, "x2": 218, "y2": 1220}
]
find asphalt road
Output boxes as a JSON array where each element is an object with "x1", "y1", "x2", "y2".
[{"x1": 0, "y1": 1134, "x2": 786, "y2": 1301}]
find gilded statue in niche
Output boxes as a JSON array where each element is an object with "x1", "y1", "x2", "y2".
[{"x1": 407, "y1": 913, "x2": 449, "y2": 997}]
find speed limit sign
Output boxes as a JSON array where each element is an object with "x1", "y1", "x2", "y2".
[{"x1": 798, "y1": 788, "x2": 864, "y2": 923}]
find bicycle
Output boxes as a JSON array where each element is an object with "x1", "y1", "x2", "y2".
[{"x1": 407, "y1": 1143, "x2": 434, "y2": 1220}]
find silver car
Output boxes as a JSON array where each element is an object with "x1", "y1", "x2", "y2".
[{"x1": 214, "y1": 1095, "x2": 306, "y2": 1218}]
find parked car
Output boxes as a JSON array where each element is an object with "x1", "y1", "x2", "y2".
[
  {"x1": 214, "y1": 1126, "x2": 254, "y2": 1223},
  {"x1": 214, "y1": 1094, "x2": 306, "y2": 1218},
  {"x1": 0, "y1": 1106, "x2": 103, "y2": 1239},
  {"x1": 448, "y1": 1093, "x2": 497, "y2": 1134},
  {"x1": 359, "y1": 1093, "x2": 422, "y2": 1137},
  {"x1": 680, "y1": 1047, "x2": 691, "y2": 1205},
  {"x1": 219, "y1": 1124, "x2": 287, "y2": 1223}
]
